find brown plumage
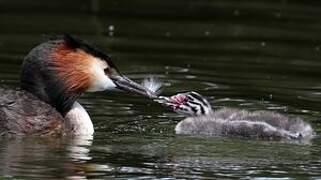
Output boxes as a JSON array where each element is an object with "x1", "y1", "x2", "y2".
[{"x1": 0, "y1": 87, "x2": 64, "y2": 137}]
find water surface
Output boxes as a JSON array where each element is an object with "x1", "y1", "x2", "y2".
[{"x1": 1, "y1": 0, "x2": 321, "y2": 179}]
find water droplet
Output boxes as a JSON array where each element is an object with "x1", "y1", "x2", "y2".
[
  {"x1": 165, "y1": 32, "x2": 171, "y2": 37},
  {"x1": 204, "y1": 31, "x2": 210, "y2": 36},
  {"x1": 261, "y1": 41, "x2": 266, "y2": 47},
  {"x1": 315, "y1": 46, "x2": 320, "y2": 51},
  {"x1": 283, "y1": 107, "x2": 288, "y2": 112},
  {"x1": 107, "y1": 25, "x2": 115, "y2": 36},
  {"x1": 108, "y1": 25, "x2": 114, "y2": 31}
]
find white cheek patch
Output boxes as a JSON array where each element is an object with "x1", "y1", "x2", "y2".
[{"x1": 87, "y1": 58, "x2": 116, "y2": 92}]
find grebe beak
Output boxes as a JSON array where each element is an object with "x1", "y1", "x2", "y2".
[{"x1": 111, "y1": 75, "x2": 157, "y2": 99}]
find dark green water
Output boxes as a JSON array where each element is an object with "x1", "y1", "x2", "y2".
[{"x1": 1, "y1": 0, "x2": 321, "y2": 179}]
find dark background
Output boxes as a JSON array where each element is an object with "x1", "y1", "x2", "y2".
[{"x1": 1, "y1": 1, "x2": 321, "y2": 179}]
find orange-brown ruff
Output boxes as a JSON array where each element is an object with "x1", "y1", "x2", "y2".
[
  {"x1": 50, "y1": 43, "x2": 92, "y2": 94},
  {"x1": 0, "y1": 35, "x2": 154, "y2": 137}
]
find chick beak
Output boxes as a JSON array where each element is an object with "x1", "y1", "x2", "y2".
[{"x1": 111, "y1": 75, "x2": 157, "y2": 99}]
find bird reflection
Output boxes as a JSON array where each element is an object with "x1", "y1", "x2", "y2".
[{"x1": 0, "y1": 136, "x2": 93, "y2": 179}]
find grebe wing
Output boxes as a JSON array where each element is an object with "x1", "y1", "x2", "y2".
[{"x1": 0, "y1": 87, "x2": 64, "y2": 137}]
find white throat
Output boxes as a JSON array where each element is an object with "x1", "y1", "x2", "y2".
[{"x1": 64, "y1": 102, "x2": 94, "y2": 136}]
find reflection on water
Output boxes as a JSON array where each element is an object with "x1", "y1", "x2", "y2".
[
  {"x1": 1, "y1": 134, "x2": 320, "y2": 179},
  {"x1": 1, "y1": 0, "x2": 321, "y2": 179},
  {"x1": 0, "y1": 136, "x2": 93, "y2": 179}
]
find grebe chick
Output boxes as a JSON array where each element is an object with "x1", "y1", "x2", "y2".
[
  {"x1": 0, "y1": 35, "x2": 155, "y2": 137},
  {"x1": 157, "y1": 92, "x2": 314, "y2": 140}
]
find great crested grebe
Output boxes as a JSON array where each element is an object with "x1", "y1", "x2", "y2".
[
  {"x1": 157, "y1": 91, "x2": 314, "y2": 140},
  {"x1": 0, "y1": 35, "x2": 156, "y2": 137}
]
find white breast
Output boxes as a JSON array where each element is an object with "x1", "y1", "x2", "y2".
[{"x1": 64, "y1": 102, "x2": 94, "y2": 136}]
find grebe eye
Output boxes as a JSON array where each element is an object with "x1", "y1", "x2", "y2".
[{"x1": 104, "y1": 68, "x2": 110, "y2": 74}]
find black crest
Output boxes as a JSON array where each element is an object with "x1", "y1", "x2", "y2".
[{"x1": 21, "y1": 34, "x2": 116, "y2": 115}]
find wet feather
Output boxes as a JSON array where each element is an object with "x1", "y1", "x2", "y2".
[{"x1": 141, "y1": 76, "x2": 162, "y2": 95}]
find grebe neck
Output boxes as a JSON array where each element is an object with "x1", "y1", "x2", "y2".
[
  {"x1": 20, "y1": 40, "x2": 81, "y2": 115},
  {"x1": 64, "y1": 101, "x2": 94, "y2": 136}
]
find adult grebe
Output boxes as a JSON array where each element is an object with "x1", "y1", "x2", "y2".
[
  {"x1": 0, "y1": 35, "x2": 155, "y2": 137},
  {"x1": 157, "y1": 92, "x2": 314, "y2": 140}
]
